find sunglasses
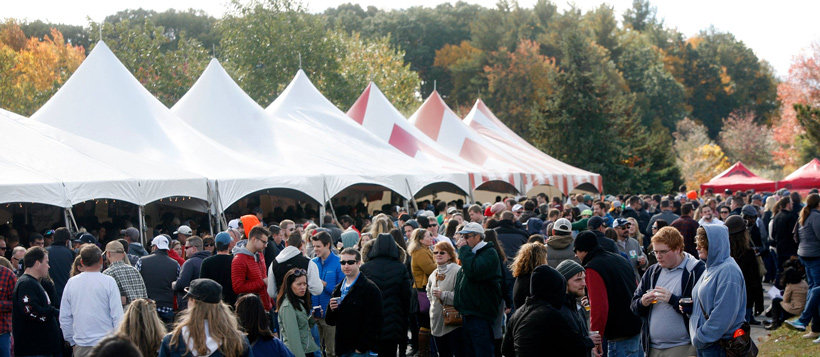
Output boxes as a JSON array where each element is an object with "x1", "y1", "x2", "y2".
[
  {"x1": 433, "y1": 251, "x2": 447, "y2": 255},
  {"x1": 204, "y1": 243, "x2": 213, "y2": 247},
  {"x1": 720, "y1": 211, "x2": 729, "y2": 214},
  {"x1": 292, "y1": 269, "x2": 307, "y2": 276},
  {"x1": 340, "y1": 260, "x2": 359, "y2": 266}
]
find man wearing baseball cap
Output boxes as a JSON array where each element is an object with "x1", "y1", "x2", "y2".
[
  {"x1": 453, "y1": 222, "x2": 502, "y2": 356},
  {"x1": 546, "y1": 218, "x2": 578, "y2": 268},
  {"x1": 135, "y1": 235, "x2": 180, "y2": 324},
  {"x1": 173, "y1": 225, "x2": 193, "y2": 245},
  {"x1": 200, "y1": 232, "x2": 237, "y2": 306}
]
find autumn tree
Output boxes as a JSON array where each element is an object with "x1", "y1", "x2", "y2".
[
  {"x1": 0, "y1": 21, "x2": 85, "y2": 115},
  {"x1": 434, "y1": 41, "x2": 486, "y2": 110},
  {"x1": 718, "y1": 111, "x2": 774, "y2": 168},
  {"x1": 483, "y1": 39, "x2": 556, "y2": 141},
  {"x1": 673, "y1": 118, "x2": 730, "y2": 191},
  {"x1": 333, "y1": 32, "x2": 422, "y2": 114}
]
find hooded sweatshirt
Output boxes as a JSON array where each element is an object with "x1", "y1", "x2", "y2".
[
  {"x1": 267, "y1": 246, "x2": 323, "y2": 298},
  {"x1": 502, "y1": 265, "x2": 593, "y2": 356},
  {"x1": 689, "y1": 224, "x2": 746, "y2": 349},
  {"x1": 546, "y1": 234, "x2": 579, "y2": 268}
]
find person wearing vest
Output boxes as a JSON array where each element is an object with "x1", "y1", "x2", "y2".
[
  {"x1": 268, "y1": 232, "x2": 323, "y2": 299},
  {"x1": 574, "y1": 231, "x2": 643, "y2": 357}
]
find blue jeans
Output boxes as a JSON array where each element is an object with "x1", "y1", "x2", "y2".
[
  {"x1": 310, "y1": 324, "x2": 321, "y2": 357},
  {"x1": 696, "y1": 342, "x2": 726, "y2": 357},
  {"x1": 606, "y1": 334, "x2": 642, "y2": 357},
  {"x1": 801, "y1": 257, "x2": 820, "y2": 290},
  {"x1": 798, "y1": 285, "x2": 820, "y2": 332},
  {"x1": 0, "y1": 333, "x2": 9, "y2": 357},
  {"x1": 462, "y1": 315, "x2": 494, "y2": 357}
]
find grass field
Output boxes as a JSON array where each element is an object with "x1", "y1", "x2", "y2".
[{"x1": 757, "y1": 323, "x2": 820, "y2": 356}]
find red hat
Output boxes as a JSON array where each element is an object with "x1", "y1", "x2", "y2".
[
  {"x1": 687, "y1": 190, "x2": 698, "y2": 200},
  {"x1": 484, "y1": 205, "x2": 493, "y2": 217}
]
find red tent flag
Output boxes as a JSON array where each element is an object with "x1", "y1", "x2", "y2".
[
  {"x1": 700, "y1": 162, "x2": 777, "y2": 195},
  {"x1": 779, "y1": 158, "x2": 820, "y2": 194}
]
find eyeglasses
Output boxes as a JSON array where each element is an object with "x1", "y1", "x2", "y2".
[
  {"x1": 651, "y1": 226, "x2": 659, "y2": 230},
  {"x1": 653, "y1": 249, "x2": 672, "y2": 255},
  {"x1": 433, "y1": 251, "x2": 447, "y2": 255},
  {"x1": 0, "y1": 247, "x2": 6, "y2": 251},
  {"x1": 185, "y1": 245, "x2": 195, "y2": 249},
  {"x1": 719, "y1": 211, "x2": 729, "y2": 214},
  {"x1": 339, "y1": 260, "x2": 359, "y2": 265}
]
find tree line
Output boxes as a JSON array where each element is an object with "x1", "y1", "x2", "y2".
[{"x1": 1, "y1": 0, "x2": 817, "y2": 193}]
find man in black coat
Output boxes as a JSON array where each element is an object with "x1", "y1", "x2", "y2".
[
  {"x1": 326, "y1": 248, "x2": 383, "y2": 356},
  {"x1": 772, "y1": 198, "x2": 799, "y2": 277},
  {"x1": 45, "y1": 227, "x2": 74, "y2": 307},
  {"x1": 13, "y1": 247, "x2": 63, "y2": 356},
  {"x1": 360, "y1": 234, "x2": 412, "y2": 357},
  {"x1": 503, "y1": 265, "x2": 594, "y2": 356}
]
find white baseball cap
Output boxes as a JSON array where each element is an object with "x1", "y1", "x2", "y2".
[
  {"x1": 173, "y1": 225, "x2": 193, "y2": 236},
  {"x1": 553, "y1": 218, "x2": 572, "y2": 233},
  {"x1": 151, "y1": 235, "x2": 170, "y2": 250},
  {"x1": 456, "y1": 222, "x2": 485, "y2": 235}
]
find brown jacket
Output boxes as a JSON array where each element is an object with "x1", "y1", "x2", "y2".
[
  {"x1": 781, "y1": 280, "x2": 809, "y2": 315},
  {"x1": 411, "y1": 248, "x2": 436, "y2": 289}
]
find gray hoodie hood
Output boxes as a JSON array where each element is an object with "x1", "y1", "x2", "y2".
[
  {"x1": 276, "y1": 245, "x2": 302, "y2": 263},
  {"x1": 702, "y1": 224, "x2": 730, "y2": 268}
]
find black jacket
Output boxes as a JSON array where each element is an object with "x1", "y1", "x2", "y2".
[
  {"x1": 592, "y1": 230, "x2": 620, "y2": 254},
  {"x1": 325, "y1": 273, "x2": 383, "y2": 355},
  {"x1": 735, "y1": 248, "x2": 764, "y2": 312},
  {"x1": 495, "y1": 220, "x2": 529, "y2": 261},
  {"x1": 360, "y1": 235, "x2": 412, "y2": 342},
  {"x1": 512, "y1": 273, "x2": 531, "y2": 310},
  {"x1": 45, "y1": 243, "x2": 74, "y2": 306},
  {"x1": 772, "y1": 210, "x2": 799, "y2": 259},
  {"x1": 138, "y1": 250, "x2": 180, "y2": 310},
  {"x1": 263, "y1": 240, "x2": 282, "y2": 270},
  {"x1": 200, "y1": 254, "x2": 237, "y2": 306},
  {"x1": 630, "y1": 255, "x2": 705, "y2": 353},
  {"x1": 13, "y1": 274, "x2": 62, "y2": 356},
  {"x1": 503, "y1": 266, "x2": 593, "y2": 356},
  {"x1": 622, "y1": 207, "x2": 651, "y2": 237},
  {"x1": 583, "y1": 247, "x2": 643, "y2": 340}
]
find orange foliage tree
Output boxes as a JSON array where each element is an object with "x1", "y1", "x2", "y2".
[{"x1": 0, "y1": 21, "x2": 85, "y2": 116}]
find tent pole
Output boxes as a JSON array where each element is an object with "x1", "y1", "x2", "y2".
[
  {"x1": 404, "y1": 179, "x2": 418, "y2": 213},
  {"x1": 323, "y1": 179, "x2": 337, "y2": 223},
  {"x1": 138, "y1": 205, "x2": 146, "y2": 246},
  {"x1": 67, "y1": 208, "x2": 79, "y2": 234},
  {"x1": 206, "y1": 180, "x2": 215, "y2": 235},
  {"x1": 63, "y1": 208, "x2": 72, "y2": 234}
]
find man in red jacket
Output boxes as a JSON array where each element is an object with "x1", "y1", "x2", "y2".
[{"x1": 231, "y1": 226, "x2": 272, "y2": 311}]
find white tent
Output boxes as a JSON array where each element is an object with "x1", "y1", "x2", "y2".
[
  {"x1": 408, "y1": 91, "x2": 526, "y2": 193},
  {"x1": 265, "y1": 70, "x2": 462, "y2": 199},
  {"x1": 463, "y1": 99, "x2": 602, "y2": 194},
  {"x1": 172, "y1": 59, "x2": 337, "y2": 205},
  {"x1": 347, "y1": 82, "x2": 475, "y2": 196},
  {"x1": 29, "y1": 42, "x2": 282, "y2": 210}
]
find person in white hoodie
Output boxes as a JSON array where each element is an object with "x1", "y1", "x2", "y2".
[{"x1": 267, "y1": 231, "x2": 323, "y2": 299}]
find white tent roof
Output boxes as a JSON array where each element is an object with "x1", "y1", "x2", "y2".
[
  {"x1": 171, "y1": 59, "x2": 343, "y2": 204},
  {"x1": 265, "y1": 70, "x2": 460, "y2": 198},
  {"x1": 463, "y1": 99, "x2": 602, "y2": 193},
  {"x1": 347, "y1": 82, "x2": 474, "y2": 194},
  {"x1": 29, "y1": 41, "x2": 281, "y2": 208},
  {"x1": 408, "y1": 91, "x2": 525, "y2": 192}
]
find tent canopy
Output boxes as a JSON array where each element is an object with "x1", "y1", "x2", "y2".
[
  {"x1": 779, "y1": 158, "x2": 820, "y2": 194},
  {"x1": 28, "y1": 41, "x2": 283, "y2": 208},
  {"x1": 408, "y1": 91, "x2": 524, "y2": 192},
  {"x1": 266, "y1": 70, "x2": 462, "y2": 199},
  {"x1": 463, "y1": 99, "x2": 602, "y2": 194},
  {"x1": 700, "y1": 162, "x2": 777, "y2": 194},
  {"x1": 347, "y1": 82, "x2": 473, "y2": 196}
]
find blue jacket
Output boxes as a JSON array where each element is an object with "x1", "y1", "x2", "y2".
[
  {"x1": 689, "y1": 224, "x2": 746, "y2": 349},
  {"x1": 311, "y1": 253, "x2": 343, "y2": 317}
]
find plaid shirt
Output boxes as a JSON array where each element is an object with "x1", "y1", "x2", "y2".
[
  {"x1": 103, "y1": 261, "x2": 147, "y2": 305},
  {"x1": 0, "y1": 266, "x2": 15, "y2": 334}
]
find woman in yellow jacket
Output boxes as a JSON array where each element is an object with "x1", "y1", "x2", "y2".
[{"x1": 409, "y1": 227, "x2": 436, "y2": 356}]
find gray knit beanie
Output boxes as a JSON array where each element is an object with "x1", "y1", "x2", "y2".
[{"x1": 556, "y1": 260, "x2": 585, "y2": 281}]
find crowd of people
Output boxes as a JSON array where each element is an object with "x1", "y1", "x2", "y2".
[{"x1": 1, "y1": 186, "x2": 819, "y2": 357}]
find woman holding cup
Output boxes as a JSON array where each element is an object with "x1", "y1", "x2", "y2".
[{"x1": 426, "y1": 241, "x2": 464, "y2": 357}]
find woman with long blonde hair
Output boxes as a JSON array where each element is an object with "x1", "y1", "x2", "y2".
[
  {"x1": 116, "y1": 298, "x2": 166, "y2": 357},
  {"x1": 509, "y1": 242, "x2": 548, "y2": 308},
  {"x1": 368, "y1": 216, "x2": 394, "y2": 238},
  {"x1": 159, "y1": 279, "x2": 250, "y2": 357},
  {"x1": 408, "y1": 228, "x2": 436, "y2": 356}
]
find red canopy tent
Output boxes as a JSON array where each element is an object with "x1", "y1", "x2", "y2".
[
  {"x1": 778, "y1": 158, "x2": 820, "y2": 194},
  {"x1": 700, "y1": 162, "x2": 777, "y2": 195}
]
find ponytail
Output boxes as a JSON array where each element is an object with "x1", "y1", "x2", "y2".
[{"x1": 800, "y1": 193, "x2": 820, "y2": 226}]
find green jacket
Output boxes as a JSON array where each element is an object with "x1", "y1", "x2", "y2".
[
  {"x1": 278, "y1": 297, "x2": 319, "y2": 356},
  {"x1": 454, "y1": 241, "x2": 502, "y2": 321}
]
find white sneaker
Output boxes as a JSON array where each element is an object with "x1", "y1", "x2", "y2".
[
  {"x1": 803, "y1": 331, "x2": 820, "y2": 339},
  {"x1": 814, "y1": 335, "x2": 820, "y2": 344}
]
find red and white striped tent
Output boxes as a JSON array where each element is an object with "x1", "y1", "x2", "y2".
[
  {"x1": 463, "y1": 99, "x2": 602, "y2": 194},
  {"x1": 347, "y1": 83, "x2": 481, "y2": 196},
  {"x1": 409, "y1": 91, "x2": 532, "y2": 193}
]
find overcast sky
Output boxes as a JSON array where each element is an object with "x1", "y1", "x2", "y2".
[{"x1": 6, "y1": 0, "x2": 819, "y2": 78}]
